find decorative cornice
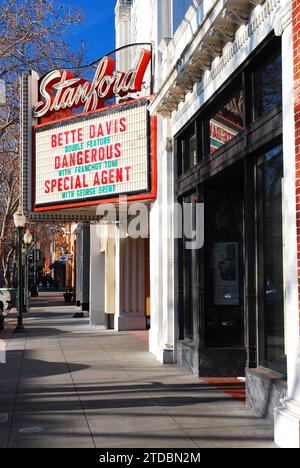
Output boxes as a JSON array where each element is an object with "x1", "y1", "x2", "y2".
[
  {"x1": 223, "y1": 6, "x2": 251, "y2": 26},
  {"x1": 211, "y1": 20, "x2": 236, "y2": 41},
  {"x1": 273, "y1": 3, "x2": 292, "y2": 36},
  {"x1": 204, "y1": 0, "x2": 281, "y2": 90},
  {"x1": 152, "y1": 0, "x2": 282, "y2": 119}
]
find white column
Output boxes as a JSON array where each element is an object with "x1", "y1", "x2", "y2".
[
  {"x1": 76, "y1": 225, "x2": 83, "y2": 305},
  {"x1": 149, "y1": 120, "x2": 163, "y2": 360},
  {"x1": 149, "y1": 117, "x2": 175, "y2": 363},
  {"x1": 124, "y1": 237, "x2": 130, "y2": 312},
  {"x1": 89, "y1": 224, "x2": 105, "y2": 326},
  {"x1": 105, "y1": 225, "x2": 115, "y2": 315},
  {"x1": 274, "y1": 4, "x2": 300, "y2": 449},
  {"x1": 147, "y1": 0, "x2": 174, "y2": 364},
  {"x1": 115, "y1": 236, "x2": 147, "y2": 331},
  {"x1": 114, "y1": 225, "x2": 121, "y2": 329},
  {"x1": 161, "y1": 118, "x2": 175, "y2": 363},
  {"x1": 81, "y1": 224, "x2": 90, "y2": 310},
  {"x1": 138, "y1": 238, "x2": 145, "y2": 315},
  {"x1": 115, "y1": 0, "x2": 132, "y2": 71}
]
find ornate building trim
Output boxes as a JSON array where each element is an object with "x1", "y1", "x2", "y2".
[
  {"x1": 273, "y1": 3, "x2": 292, "y2": 36},
  {"x1": 150, "y1": 0, "x2": 285, "y2": 118}
]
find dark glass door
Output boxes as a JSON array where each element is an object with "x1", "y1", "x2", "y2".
[
  {"x1": 178, "y1": 192, "x2": 198, "y2": 340},
  {"x1": 204, "y1": 163, "x2": 244, "y2": 348},
  {"x1": 257, "y1": 144, "x2": 286, "y2": 374}
]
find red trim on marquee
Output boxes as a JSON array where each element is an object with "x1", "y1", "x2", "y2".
[
  {"x1": 32, "y1": 103, "x2": 157, "y2": 212},
  {"x1": 34, "y1": 95, "x2": 155, "y2": 129}
]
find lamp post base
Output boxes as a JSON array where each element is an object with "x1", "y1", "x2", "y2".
[{"x1": 13, "y1": 324, "x2": 26, "y2": 333}]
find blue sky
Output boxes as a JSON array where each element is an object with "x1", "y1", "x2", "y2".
[{"x1": 59, "y1": 0, "x2": 117, "y2": 64}]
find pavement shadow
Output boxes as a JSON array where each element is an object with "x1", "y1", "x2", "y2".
[
  {"x1": 20, "y1": 359, "x2": 88, "y2": 379},
  {"x1": 3, "y1": 327, "x2": 73, "y2": 339},
  {"x1": 4, "y1": 351, "x2": 89, "y2": 379},
  {"x1": 12, "y1": 381, "x2": 249, "y2": 411}
]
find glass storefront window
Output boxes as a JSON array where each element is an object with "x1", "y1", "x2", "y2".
[
  {"x1": 177, "y1": 127, "x2": 197, "y2": 176},
  {"x1": 204, "y1": 167, "x2": 244, "y2": 348},
  {"x1": 209, "y1": 88, "x2": 245, "y2": 155},
  {"x1": 254, "y1": 50, "x2": 282, "y2": 118},
  {"x1": 183, "y1": 131, "x2": 197, "y2": 172},
  {"x1": 257, "y1": 144, "x2": 286, "y2": 374},
  {"x1": 173, "y1": 0, "x2": 193, "y2": 34},
  {"x1": 179, "y1": 193, "x2": 198, "y2": 340}
]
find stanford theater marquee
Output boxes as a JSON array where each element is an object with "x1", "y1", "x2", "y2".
[
  {"x1": 22, "y1": 44, "x2": 157, "y2": 332},
  {"x1": 22, "y1": 45, "x2": 156, "y2": 220}
]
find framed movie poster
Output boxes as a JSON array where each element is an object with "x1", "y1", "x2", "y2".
[{"x1": 213, "y1": 242, "x2": 239, "y2": 306}]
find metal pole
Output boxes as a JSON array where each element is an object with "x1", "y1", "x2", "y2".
[
  {"x1": 27, "y1": 250, "x2": 30, "y2": 311},
  {"x1": 23, "y1": 247, "x2": 29, "y2": 312},
  {"x1": 27, "y1": 237, "x2": 38, "y2": 297},
  {"x1": 14, "y1": 227, "x2": 25, "y2": 333},
  {"x1": 34, "y1": 247, "x2": 37, "y2": 286}
]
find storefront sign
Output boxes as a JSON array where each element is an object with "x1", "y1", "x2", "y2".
[
  {"x1": 209, "y1": 89, "x2": 244, "y2": 154},
  {"x1": 33, "y1": 99, "x2": 156, "y2": 211},
  {"x1": 33, "y1": 49, "x2": 151, "y2": 120},
  {"x1": 210, "y1": 119, "x2": 239, "y2": 154}
]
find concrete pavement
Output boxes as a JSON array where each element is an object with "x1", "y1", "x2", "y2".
[{"x1": 0, "y1": 294, "x2": 277, "y2": 448}]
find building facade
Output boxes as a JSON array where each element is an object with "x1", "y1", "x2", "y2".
[{"x1": 111, "y1": 0, "x2": 300, "y2": 448}]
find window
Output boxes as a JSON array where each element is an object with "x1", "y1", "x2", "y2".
[
  {"x1": 209, "y1": 88, "x2": 245, "y2": 155},
  {"x1": 177, "y1": 126, "x2": 197, "y2": 176},
  {"x1": 179, "y1": 193, "x2": 198, "y2": 340},
  {"x1": 183, "y1": 130, "x2": 197, "y2": 172},
  {"x1": 175, "y1": 35, "x2": 284, "y2": 362},
  {"x1": 257, "y1": 144, "x2": 286, "y2": 374},
  {"x1": 173, "y1": 0, "x2": 193, "y2": 33},
  {"x1": 204, "y1": 167, "x2": 245, "y2": 348},
  {"x1": 254, "y1": 49, "x2": 282, "y2": 118}
]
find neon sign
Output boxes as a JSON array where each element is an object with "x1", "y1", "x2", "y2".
[{"x1": 33, "y1": 49, "x2": 151, "y2": 120}]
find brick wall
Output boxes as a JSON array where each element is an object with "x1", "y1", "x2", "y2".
[{"x1": 293, "y1": 0, "x2": 300, "y2": 336}]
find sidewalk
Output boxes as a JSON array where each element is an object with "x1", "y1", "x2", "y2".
[{"x1": 0, "y1": 295, "x2": 277, "y2": 448}]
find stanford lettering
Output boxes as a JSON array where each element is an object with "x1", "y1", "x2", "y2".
[{"x1": 34, "y1": 49, "x2": 151, "y2": 119}]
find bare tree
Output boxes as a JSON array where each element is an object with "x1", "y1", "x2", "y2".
[
  {"x1": 0, "y1": 133, "x2": 19, "y2": 285},
  {"x1": 0, "y1": 0, "x2": 85, "y2": 286}
]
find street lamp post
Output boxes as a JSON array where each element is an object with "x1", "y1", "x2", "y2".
[
  {"x1": 13, "y1": 210, "x2": 26, "y2": 333},
  {"x1": 23, "y1": 230, "x2": 33, "y2": 313}
]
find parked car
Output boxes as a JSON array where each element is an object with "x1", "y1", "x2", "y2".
[
  {"x1": 0, "y1": 289, "x2": 14, "y2": 310},
  {"x1": 0, "y1": 293, "x2": 8, "y2": 314},
  {"x1": 0, "y1": 293, "x2": 8, "y2": 330}
]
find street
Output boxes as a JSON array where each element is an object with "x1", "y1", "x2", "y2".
[{"x1": 0, "y1": 294, "x2": 276, "y2": 448}]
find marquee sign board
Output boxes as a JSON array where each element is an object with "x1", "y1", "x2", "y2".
[
  {"x1": 22, "y1": 45, "x2": 157, "y2": 220},
  {"x1": 33, "y1": 98, "x2": 155, "y2": 211}
]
